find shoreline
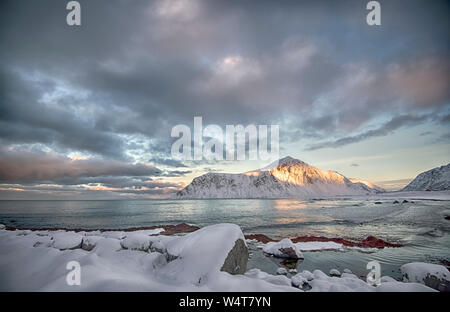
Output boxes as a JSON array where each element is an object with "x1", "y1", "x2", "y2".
[
  {"x1": 2, "y1": 223, "x2": 200, "y2": 236},
  {"x1": 3, "y1": 223, "x2": 402, "y2": 249},
  {"x1": 0, "y1": 223, "x2": 447, "y2": 292}
]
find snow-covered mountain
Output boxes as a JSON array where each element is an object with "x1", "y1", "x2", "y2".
[
  {"x1": 402, "y1": 163, "x2": 450, "y2": 191},
  {"x1": 176, "y1": 156, "x2": 383, "y2": 199},
  {"x1": 348, "y1": 178, "x2": 385, "y2": 192}
]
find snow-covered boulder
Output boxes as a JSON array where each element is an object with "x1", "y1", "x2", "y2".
[
  {"x1": 292, "y1": 268, "x2": 437, "y2": 292},
  {"x1": 245, "y1": 268, "x2": 292, "y2": 287},
  {"x1": 0, "y1": 224, "x2": 5, "y2": 230},
  {"x1": 401, "y1": 262, "x2": 450, "y2": 292},
  {"x1": 276, "y1": 267, "x2": 288, "y2": 275},
  {"x1": 148, "y1": 235, "x2": 176, "y2": 254},
  {"x1": 81, "y1": 235, "x2": 104, "y2": 251},
  {"x1": 262, "y1": 238, "x2": 304, "y2": 259},
  {"x1": 329, "y1": 269, "x2": 341, "y2": 277},
  {"x1": 158, "y1": 224, "x2": 248, "y2": 285},
  {"x1": 291, "y1": 273, "x2": 309, "y2": 288},
  {"x1": 91, "y1": 237, "x2": 122, "y2": 256},
  {"x1": 51, "y1": 232, "x2": 83, "y2": 250},
  {"x1": 32, "y1": 234, "x2": 53, "y2": 248},
  {"x1": 120, "y1": 233, "x2": 152, "y2": 251},
  {"x1": 309, "y1": 269, "x2": 374, "y2": 292}
]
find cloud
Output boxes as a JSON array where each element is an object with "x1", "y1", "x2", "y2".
[
  {"x1": 305, "y1": 114, "x2": 433, "y2": 150},
  {"x1": 0, "y1": 148, "x2": 162, "y2": 183},
  {"x1": 0, "y1": 0, "x2": 449, "y2": 197},
  {"x1": 150, "y1": 157, "x2": 187, "y2": 167}
]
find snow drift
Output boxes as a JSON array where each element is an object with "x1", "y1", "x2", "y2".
[{"x1": 0, "y1": 224, "x2": 441, "y2": 292}]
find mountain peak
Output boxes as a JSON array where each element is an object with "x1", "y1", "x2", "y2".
[
  {"x1": 278, "y1": 156, "x2": 305, "y2": 165},
  {"x1": 261, "y1": 156, "x2": 307, "y2": 170}
]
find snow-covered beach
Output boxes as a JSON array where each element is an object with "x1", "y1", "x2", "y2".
[
  {"x1": 0, "y1": 222, "x2": 448, "y2": 292},
  {"x1": 1, "y1": 188, "x2": 449, "y2": 292}
]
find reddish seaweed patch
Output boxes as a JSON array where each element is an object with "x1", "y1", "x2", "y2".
[
  {"x1": 245, "y1": 234, "x2": 276, "y2": 243},
  {"x1": 247, "y1": 234, "x2": 402, "y2": 249}
]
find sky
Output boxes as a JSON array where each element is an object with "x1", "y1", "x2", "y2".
[{"x1": 0, "y1": 0, "x2": 449, "y2": 199}]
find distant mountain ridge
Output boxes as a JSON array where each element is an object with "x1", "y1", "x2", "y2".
[
  {"x1": 402, "y1": 163, "x2": 450, "y2": 191},
  {"x1": 176, "y1": 156, "x2": 383, "y2": 199}
]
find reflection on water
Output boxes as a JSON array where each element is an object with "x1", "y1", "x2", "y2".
[
  {"x1": 273, "y1": 200, "x2": 307, "y2": 210},
  {"x1": 0, "y1": 198, "x2": 449, "y2": 276}
]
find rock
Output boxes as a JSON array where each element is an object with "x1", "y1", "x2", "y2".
[
  {"x1": 160, "y1": 224, "x2": 249, "y2": 285},
  {"x1": 32, "y1": 235, "x2": 53, "y2": 248},
  {"x1": 329, "y1": 269, "x2": 341, "y2": 277},
  {"x1": 289, "y1": 269, "x2": 297, "y2": 273},
  {"x1": 149, "y1": 240, "x2": 167, "y2": 254},
  {"x1": 81, "y1": 235, "x2": 103, "y2": 251},
  {"x1": 276, "y1": 267, "x2": 288, "y2": 275},
  {"x1": 51, "y1": 232, "x2": 83, "y2": 250},
  {"x1": 343, "y1": 268, "x2": 352, "y2": 274},
  {"x1": 120, "y1": 233, "x2": 152, "y2": 251},
  {"x1": 374, "y1": 201, "x2": 382, "y2": 204},
  {"x1": 280, "y1": 259, "x2": 299, "y2": 270},
  {"x1": 401, "y1": 262, "x2": 450, "y2": 292},
  {"x1": 91, "y1": 237, "x2": 122, "y2": 256},
  {"x1": 220, "y1": 238, "x2": 248, "y2": 275},
  {"x1": 262, "y1": 238, "x2": 304, "y2": 259},
  {"x1": 393, "y1": 200, "x2": 400, "y2": 204},
  {"x1": 402, "y1": 200, "x2": 409, "y2": 203},
  {"x1": 296, "y1": 270, "x2": 315, "y2": 283},
  {"x1": 0, "y1": 224, "x2": 5, "y2": 230},
  {"x1": 440, "y1": 259, "x2": 450, "y2": 269},
  {"x1": 445, "y1": 216, "x2": 450, "y2": 221},
  {"x1": 291, "y1": 273, "x2": 308, "y2": 288}
]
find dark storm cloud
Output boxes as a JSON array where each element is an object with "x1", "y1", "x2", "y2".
[
  {"x1": 0, "y1": 148, "x2": 162, "y2": 183},
  {"x1": 0, "y1": 180, "x2": 183, "y2": 199},
  {"x1": 305, "y1": 113, "x2": 440, "y2": 150},
  {"x1": 110, "y1": 180, "x2": 183, "y2": 195},
  {"x1": 1, "y1": 0, "x2": 448, "y2": 144},
  {"x1": 161, "y1": 170, "x2": 192, "y2": 177},
  {"x1": 150, "y1": 157, "x2": 187, "y2": 168}
]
